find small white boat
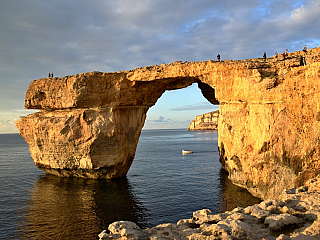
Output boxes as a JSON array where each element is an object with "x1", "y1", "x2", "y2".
[{"x1": 182, "y1": 149, "x2": 193, "y2": 154}]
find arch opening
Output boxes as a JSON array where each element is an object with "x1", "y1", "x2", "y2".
[
  {"x1": 142, "y1": 82, "x2": 219, "y2": 130},
  {"x1": 126, "y1": 83, "x2": 259, "y2": 226}
]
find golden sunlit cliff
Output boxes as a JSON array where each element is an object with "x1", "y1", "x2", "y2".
[
  {"x1": 188, "y1": 110, "x2": 219, "y2": 131},
  {"x1": 16, "y1": 47, "x2": 320, "y2": 200}
]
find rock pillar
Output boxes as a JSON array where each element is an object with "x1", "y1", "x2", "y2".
[{"x1": 16, "y1": 107, "x2": 148, "y2": 178}]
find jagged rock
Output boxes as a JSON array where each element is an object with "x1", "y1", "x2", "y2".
[
  {"x1": 192, "y1": 209, "x2": 230, "y2": 224},
  {"x1": 99, "y1": 176, "x2": 320, "y2": 240},
  {"x1": 188, "y1": 110, "x2": 219, "y2": 131},
  {"x1": 264, "y1": 213, "x2": 299, "y2": 231},
  {"x1": 145, "y1": 223, "x2": 199, "y2": 239},
  {"x1": 98, "y1": 230, "x2": 111, "y2": 239},
  {"x1": 16, "y1": 48, "x2": 320, "y2": 200},
  {"x1": 250, "y1": 207, "x2": 270, "y2": 221},
  {"x1": 276, "y1": 235, "x2": 291, "y2": 240},
  {"x1": 107, "y1": 221, "x2": 150, "y2": 239},
  {"x1": 190, "y1": 219, "x2": 255, "y2": 240}
]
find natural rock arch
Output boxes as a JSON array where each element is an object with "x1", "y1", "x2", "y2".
[
  {"x1": 16, "y1": 48, "x2": 320, "y2": 199},
  {"x1": 17, "y1": 70, "x2": 218, "y2": 179}
]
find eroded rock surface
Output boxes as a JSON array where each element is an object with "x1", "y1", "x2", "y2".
[
  {"x1": 99, "y1": 175, "x2": 320, "y2": 239},
  {"x1": 16, "y1": 48, "x2": 320, "y2": 199},
  {"x1": 188, "y1": 110, "x2": 219, "y2": 131},
  {"x1": 16, "y1": 107, "x2": 147, "y2": 178}
]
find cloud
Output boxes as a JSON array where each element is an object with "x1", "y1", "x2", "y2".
[
  {"x1": 144, "y1": 117, "x2": 191, "y2": 129},
  {"x1": 0, "y1": 110, "x2": 37, "y2": 133},
  {"x1": 0, "y1": 0, "x2": 319, "y2": 132},
  {"x1": 171, "y1": 102, "x2": 216, "y2": 111},
  {"x1": 149, "y1": 116, "x2": 170, "y2": 123},
  {"x1": 0, "y1": 118, "x2": 19, "y2": 134},
  {"x1": 280, "y1": 0, "x2": 320, "y2": 36}
]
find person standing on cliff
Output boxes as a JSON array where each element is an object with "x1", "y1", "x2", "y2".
[
  {"x1": 303, "y1": 45, "x2": 307, "y2": 52},
  {"x1": 275, "y1": 51, "x2": 278, "y2": 60},
  {"x1": 282, "y1": 49, "x2": 288, "y2": 59},
  {"x1": 303, "y1": 45, "x2": 307, "y2": 55},
  {"x1": 51, "y1": 72, "x2": 54, "y2": 78},
  {"x1": 263, "y1": 52, "x2": 267, "y2": 62},
  {"x1": 299, "y1": 55, "x2": 304, "y2": 66},
  {"x1": 48, "y1": 72, "x2": 51, "y2": 78},
  {"x1": 217, "y1": 54, "x2": 220, "y2": 61}
]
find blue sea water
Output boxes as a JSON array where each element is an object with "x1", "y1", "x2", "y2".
[{"x1": 0, "y1": 129, "x2": 260, "y2": 239}]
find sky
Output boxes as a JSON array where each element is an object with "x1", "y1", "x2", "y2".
[{"x1": 1, "y1": 0, "x2": 320, "y2": 133}]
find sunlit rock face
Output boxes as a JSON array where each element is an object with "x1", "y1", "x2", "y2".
[
  {"x1": 218, "y1": 49, "x2": 320, "y2": 199},
  {"x1": 188, "y1": 110, "x2": 219, "y2": 131},
  {"x1": 16, "y1": 48, "x2": 320, "y2": 200},
  {"x1": 16, "y1": 107, "x2": 148, "y2": 178}
]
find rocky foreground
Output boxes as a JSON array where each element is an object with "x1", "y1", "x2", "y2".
[{"x1": 98, "y1": 176, "x2": 320, "y2": 240}]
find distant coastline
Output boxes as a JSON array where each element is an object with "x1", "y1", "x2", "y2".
[{"x1": 188, "y1": 110, "x2": 219, "y2": 131}]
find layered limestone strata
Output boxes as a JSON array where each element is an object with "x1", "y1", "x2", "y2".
[
  {"x1": 188, "y1": 110, "x2": 219, "y2": 131},
  {"x1": 16, "y1": 107, "x2": 148, "y2": 178},
  {"x1": 16, "y1": 48, "x2": 320, "y2": 200}
]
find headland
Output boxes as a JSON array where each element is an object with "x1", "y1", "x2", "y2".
[{"x1": 188, "y1": 110, "x2": 219, "y2": 131}]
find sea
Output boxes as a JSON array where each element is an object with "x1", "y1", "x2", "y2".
[{"x1": 0, "y1": 129, "x2": 260, "y2": 239}]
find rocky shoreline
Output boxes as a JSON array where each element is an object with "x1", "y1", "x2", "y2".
[{"x1": 99, "y1": 175, "x2": 320, "y2": 239}]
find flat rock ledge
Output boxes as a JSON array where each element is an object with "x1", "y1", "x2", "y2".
[{"x1": 99, "y1": 176, "x2": 320, "y2": 240}]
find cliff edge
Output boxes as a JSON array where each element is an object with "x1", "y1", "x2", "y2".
[
  {"x1": 188, "y1": 110, "x2": 219, "y2": 131},
  {"x1": 16, "y1": 47, "x2": 320, "y2": 200}
]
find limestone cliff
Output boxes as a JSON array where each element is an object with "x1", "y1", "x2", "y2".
[
  {"x1": 16, "y1": 47, "x2": 320, "y2": 200},
  {"x1": 188, "y1": 110, "x2": 219, "y2": 131}
]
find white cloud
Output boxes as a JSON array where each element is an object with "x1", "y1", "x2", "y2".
[
  {"x1": 0, "y1": 110, "x2": 37, "y2": 133},
  {"x1": 171, "y1": 102, "x2": 216, "y2": 111},
  {"x1": 144, "y1": 118, "x2": 191, "y2": 130},
  {"x1": 0, "y1": 0, "x2": 319, "y2": 132},
  {"x1": 0, "y1": 118, "x2": 18, "y2": 133},
  {"x1": 290, "y1": 2, "x2": 320, "y2": 23},
  {"x1": 280, "y1": 0, "x2": 320, "y2": 32},
  {"x1": 152, "y1": 116, "x2": 168, "y2": 123}
]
